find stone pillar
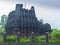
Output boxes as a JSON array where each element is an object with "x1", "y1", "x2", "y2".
[
  {"x1": 21, "y1": 27, "x2": 23, "y2": 36},
  {"x1": 25, "y1": 27, "x2": 27, "y2": 36},
  {"x1": 3, "y1": 32, "x2": 7, "y2": 42},
  {"x1": 28, "y1": 28, "x2": 30, "y2": 36},
  {"x1": 31, "y1": 32, "x2": 34, "y2": 42},
  {"x1": 17, "y1": 32, "x2": 20, "y2": 45},
  {"x1": 46, "y1": 32, "x2": 49, "y2": 43},
  {"x1": 17, "y1": 32, "x2": 20, "y2": 42}
]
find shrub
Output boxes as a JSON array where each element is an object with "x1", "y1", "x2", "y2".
[
  {"x1": 38, "y1": 35, "x2": 46, "y2": 40},
  {"x1": 6, "y1": 35, "x2": 17, "y2": 42},
  {"x1": 51, "y1": 30, "x2": 60, "y2": 40},
  {"x1": 20, "y1": 38, "x2": 31, "y2": 43},
  {"x1": 49, "y1": 39, "x2": 60, "y2": 43},
  {"x1": 0, "y1": 27, "x2": 5, "y2": 35},
  {"x1": 32, "y1": 36, "x2": 46, "y2": 42},
  {"x1": 0, "y1": 36, "x2": 3, "y2": 42}
]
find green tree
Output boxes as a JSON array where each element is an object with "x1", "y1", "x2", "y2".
[
  {"x1": 0, "y1": 27, "x2": 5, "y2": 35},
  {"x1": 1, "y1": 15, "x2": 8, "y2": 27},
  {"x1": 51, "y1": 29, "x2": 60, "y2": 40},
  {"x1": 38, "y1": 19, "x2": 52, "y2": 34},
  {"x1": 43, "y1": 23, "x2": 51, "y2": 33}
]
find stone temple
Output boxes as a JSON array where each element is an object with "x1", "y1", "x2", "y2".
[{"x1": 5, "y1": 4, "x2": 51, "y2": 36}]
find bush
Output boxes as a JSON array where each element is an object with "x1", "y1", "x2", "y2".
[
  {"x1": 49, "y1": 39, "x2": 60, "y2": 43},
  {"x1": 0, "y1": 36, "x2": 3, "y2": 42},
  {"x1": 20, "y1": 38, "x2": 31, "y2": 43},
  {"x1": 0, "y1": 27, "x2": 5, "y2": 35},
  {"x1": 51, "y1": 30, "x2": 60, "y2": 40},
  {"x1": 6, "y1": 35, "x2": 17, "y2": 42},
  {"x1": 38, "y1": 35, "x2": 46, "y2": 40},
  {"x1": 31, "y1": 35, "x2": 46, "y2": 42}
]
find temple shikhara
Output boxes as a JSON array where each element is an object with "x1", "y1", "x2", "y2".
[{"x1": 5, "y1": 4, "x2": 51, "y2": 36}]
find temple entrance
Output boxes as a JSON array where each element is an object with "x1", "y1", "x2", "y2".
[
  {"x1": 13, "y1": 28, "x2": 19, "y2": 35},
  {"x1": 13, "y1": 30, "x2": 17, "y2": 35}
]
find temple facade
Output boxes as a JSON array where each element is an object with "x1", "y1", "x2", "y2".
[{"x1": 5, "y1": 4, "x2": 41, "y2": 36}]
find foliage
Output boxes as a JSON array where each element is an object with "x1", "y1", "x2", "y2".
[
  {"x1": 34, "y1": 36, "x2": 46, "y2": 42},
  {"x1": 0, "y1": 35, "x2": 46, "y2": 42},
  {"x1": 0, "y1": 35, "x2": 60, "y2": 42},
  {"x1": 38, "y1": 35, "x2": 46, "y2": 40},
  {"x1": 1, "y1": 15, "x2": 8, "y2": 25},
  {"x1": 28, "y1": 36, "x2": 45, "y2": 42},
  {"x1": 6, "y1": 35, "x2": 17, "y2": 42},
  {"x1": 39, "y1": 19, "x2": 52, "y2": 34},
  {"x1": 49, "y1": 39, "x2": 60, "y2": 43},
  {"x1": 20, "y1": 38, "x2": 31, "y2": 43},
  {"x1": 51, "y1": 29, "x2": 60, "y2": 40},
  {"x1": 43, "y1": 23, "x2": 51, "y2": 33},
  {"x1": 6, "y1": 36, "x2": 31, "y2": 42},
  {"x1": 0, "y1": 27, "x2": 5, "y2": 35},
  {"x1": 0, "y1": 36, "x2": 3, "y2": 42}
]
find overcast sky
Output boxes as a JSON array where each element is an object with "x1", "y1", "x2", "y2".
[{"x1": 0, "y1": 0, "x2": 60, "y2": 29}]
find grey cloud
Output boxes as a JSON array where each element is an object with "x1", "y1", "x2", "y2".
[
  {"x1": 1, "y1": 0, "x2": 60, "y2": 8},
  {"x1": 13, "y1": 0, "x2": 60, "y2": 8}
]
